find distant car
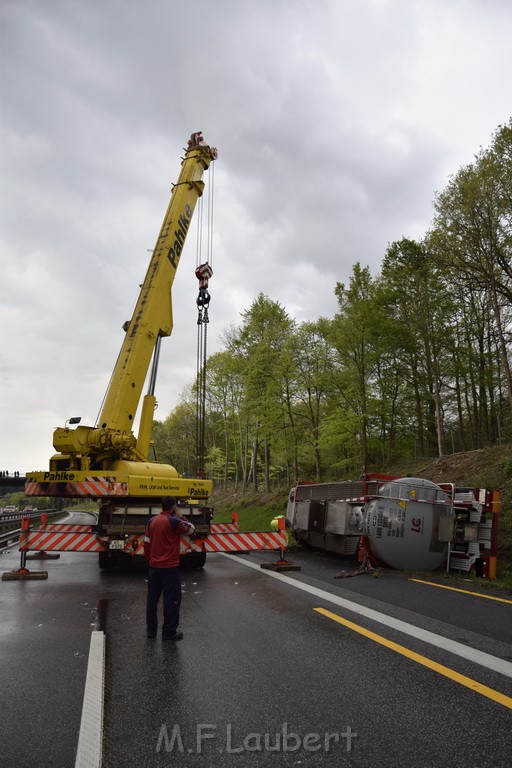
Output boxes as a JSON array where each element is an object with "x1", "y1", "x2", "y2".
[{"x1": 2, "y1": 505, "x2": 18, "y2": 515}]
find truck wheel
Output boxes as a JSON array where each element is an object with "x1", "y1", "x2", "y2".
[{"x1": 99, "y1": 551, "x2": 113, "y2": 570}]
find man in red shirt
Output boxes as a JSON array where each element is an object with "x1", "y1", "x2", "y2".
[{"x1": 144, "y1": 496, "x2": 195, "y2": 640}]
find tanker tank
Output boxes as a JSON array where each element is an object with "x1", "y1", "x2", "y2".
[{"x1": 363, "y1": 477, "x2": 453, "y2": 570}]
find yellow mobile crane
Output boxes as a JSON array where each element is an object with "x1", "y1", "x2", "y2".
[
  {"x1": 25, "y1": 133, "x2": 218, "y2": 567},
  {"x1": 20, "y1": 133, "x2": 288, "y2": 574}
]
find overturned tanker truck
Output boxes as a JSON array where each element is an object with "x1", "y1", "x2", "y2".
[{"x1": 286, "y1": 474, "x2": 500, "y2": 577}]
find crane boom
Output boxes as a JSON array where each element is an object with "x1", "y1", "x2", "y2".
[
  {"x1": 98, "y1": 138, "x2": 216, "y2": 434},
  {"x1": 26, "y1": 133, "x2": 217, "y2": 502}
]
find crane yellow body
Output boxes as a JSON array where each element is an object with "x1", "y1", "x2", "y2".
[
  {"x1": 26, "y1": 134, "x2": 217, "y2": 504},
  {"x1": 14, "y1": 135, "x2": 293, "y2": 571}
]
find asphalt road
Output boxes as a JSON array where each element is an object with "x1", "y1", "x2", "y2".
[{"x1": 1, "y1": 513, "x2": 511, "y2": 768}]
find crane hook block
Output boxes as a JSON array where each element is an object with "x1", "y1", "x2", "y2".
[
  {"x1": 196, "y1": 262, "x2": 213, "y2": 318},
  {"x1": 195, "y1": 263, "x2": 213, "y2": 284}
]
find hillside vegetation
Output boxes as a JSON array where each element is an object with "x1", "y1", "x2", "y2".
[{"x1": 154, "y1": 122, "x2": 512, "y2": 496}]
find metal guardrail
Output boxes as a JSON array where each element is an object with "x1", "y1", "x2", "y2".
[
  {"x1": 0, "y1": 509, "x2": 53, "y2": 523},
  {"x1": 0, "y1": 527, "x2": 22, "y2": 548},
  {"x1": 0, "y1": 511, "x2": 64, "y2": 549}
]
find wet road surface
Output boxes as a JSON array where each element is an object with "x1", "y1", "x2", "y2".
[{"x1": 1, "y1": 514, "x2": 511, "y2": 768}]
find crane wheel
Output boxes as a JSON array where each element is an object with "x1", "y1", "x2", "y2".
[{"x1": 98, "y1": 551, "x2": 118, "y2": 570}]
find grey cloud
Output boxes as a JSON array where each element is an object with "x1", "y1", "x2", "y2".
[{"x1": 1, "y1": 0, "x2": 510, "y2": 472}]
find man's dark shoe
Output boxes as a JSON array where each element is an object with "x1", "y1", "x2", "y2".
[
  {"x1": 147, "y1": 632, "x2": 156, "y2": 639},
  {"x1": 162, "y1": 631, "x2": 183, "y2": 641}
]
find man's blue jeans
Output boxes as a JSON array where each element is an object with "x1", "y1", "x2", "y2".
[{"x1": 146, "y1": 566, "x2": 182, "y2": 637}]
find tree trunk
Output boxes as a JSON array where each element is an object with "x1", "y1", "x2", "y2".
[
  {"x1": 251, "y1": 438, "x2": 259, "y2": 492},
  {"x1": 264, "y1": 437, "x2": 271, "y2": 492},
  {"x1": 490, "y1": 275, "x2": 512, "y2": 418}
]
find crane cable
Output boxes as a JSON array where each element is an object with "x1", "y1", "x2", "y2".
[{"x1": 194, "y1": 161, "x2": 215, "y2": 476}]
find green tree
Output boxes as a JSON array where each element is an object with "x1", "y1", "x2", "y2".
[
  {"x1": 381, "y1": 239, "x2": 457, "y2": 457},
  {"x1": 231, "y1": 294, "x2": 295, "y2": 492},
  {"x1": 151, "y1": 399, "x2": 197, "y2": 475},
  {"x1": 429, "y1": 120, "x2": 512, "y2": 429},
  {"x1": 328, "y1": 264, "x2": 383, "y2": 472},
  {"x1": 205, "y1": 350, "x2": 245, "y2": 489},
  {"x1": 285, "y1": 320, "x2": 332, "y2": 480}
]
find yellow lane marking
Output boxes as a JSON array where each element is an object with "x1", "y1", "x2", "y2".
[
  {"x1": 314, "y1": 607, "x2": 512, "y2": 710},
  {"x1": 409, "y1": 578, "x2": 512, "y2": 605}
]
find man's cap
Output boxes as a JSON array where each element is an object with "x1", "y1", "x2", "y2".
[{"x1": 161, "y1": 496, "x2": 177, "y2": 511}]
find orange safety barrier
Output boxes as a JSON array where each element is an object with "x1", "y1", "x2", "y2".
[
  {"x1": 18, "y1": 527, "x2": 287, "y2": 556},
  {"x1": 210, "y1": 522, "x2": 239, "y2": 533},
  {"x1": 20, "y1": 530, "x2": 105, "y2": 553}
]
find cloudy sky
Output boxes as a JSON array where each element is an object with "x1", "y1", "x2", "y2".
[{"x1": 1, "y1": 0, "x2": 510, "y2": 475}]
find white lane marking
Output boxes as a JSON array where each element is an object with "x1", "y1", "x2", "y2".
[
  {"x1": 220, "y1": 553, "x2": 512, "y2": 679},
  {"x1": 75, "y1": 630, "x2": 105, "y2": 768}
]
